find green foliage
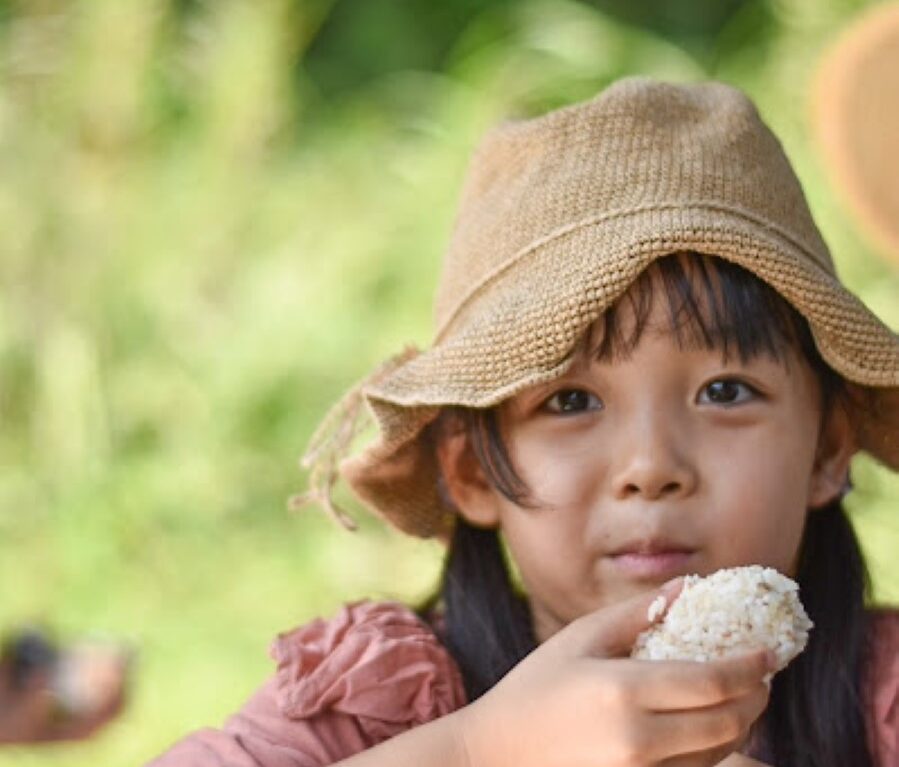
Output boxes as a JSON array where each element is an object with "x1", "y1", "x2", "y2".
[{"x1": 0, "y1": 1, "x2": 895, "y2": 763}]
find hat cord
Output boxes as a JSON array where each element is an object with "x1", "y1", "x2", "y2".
[{"x1": 287, "y1": 345, "x2": 421, "y2": 531}]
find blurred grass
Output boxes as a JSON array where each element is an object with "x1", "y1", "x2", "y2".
[{"x1": 0, "y1": 1, "x2": 896, "y2": 764}]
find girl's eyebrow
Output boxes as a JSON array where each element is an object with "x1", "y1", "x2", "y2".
[{"x1": 582, "y1": 343, "x2": 794, "y2": 380}]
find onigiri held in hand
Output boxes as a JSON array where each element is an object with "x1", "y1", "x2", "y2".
[{"x1": 631, "y1": 565, "x2": 813, "y2": 682}]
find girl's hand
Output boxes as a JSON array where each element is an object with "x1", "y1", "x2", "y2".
[{"x1": 455, "y1": 579, "x2": 774, "y2": 767}]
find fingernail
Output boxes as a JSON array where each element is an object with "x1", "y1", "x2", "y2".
[{"x1": 661, "y1": 577, "x2": 683, "y2": 596}]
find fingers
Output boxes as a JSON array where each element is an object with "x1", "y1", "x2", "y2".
[
  {"x1": 572, "y1": 577, "x2": 685, "y2": 657},
  {"x1": 657, "y1": 741, "x2": 736, "y2": 767},
  {"x1": 630, "y1": 649, "x2": 773, "y2": 710},
  {"x1": 658, "y1": 742, "x2": 766, "y2": 767},
  {"x1": 649, "y1": 681, "x2": 770, "y2": 762},
  {"x1": 711, "y1": 754, "x2": 769, "y2": 766}
]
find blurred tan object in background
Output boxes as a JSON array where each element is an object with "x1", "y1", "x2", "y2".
[{"x1": 812, "y1": 2, "x2": 899, "y2": 267}]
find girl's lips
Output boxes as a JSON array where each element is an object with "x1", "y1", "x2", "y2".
[{"x1": 609, "y1": 551, "x2": 695, "y2": 579}]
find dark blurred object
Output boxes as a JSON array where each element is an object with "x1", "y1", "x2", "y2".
[
  {"x1": 0, "y1": 626, "x2": 133, "y2": 744},
  {"x1": 812, "y1": 2, "x2": 899, "y2": 268}
]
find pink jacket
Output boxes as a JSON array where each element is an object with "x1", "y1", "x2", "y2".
[{"x1": 146, "y1": 600, "x2": 899, "y2": 767}]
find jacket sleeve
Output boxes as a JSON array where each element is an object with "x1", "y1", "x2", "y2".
[
  {"x1": 144, "y1": 676, "x2": 364, "y2": 767},
  {"x1": 144, "y1": 600, "x2": 467, "y2": 767}
]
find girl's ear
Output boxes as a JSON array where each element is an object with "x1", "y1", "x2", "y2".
[
  {"x1": 807, "y1": 399, "x2": 858, "y2": 510},
  {"x1": 435, "y1": 426, "x2": 502, "y2": 529}
]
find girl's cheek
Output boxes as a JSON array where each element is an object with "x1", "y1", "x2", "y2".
[
  {"x1": 706, "y1": 455, "x2": 809, "y2": 569},
  {"x1": 517, "y1": 442, "x2": 608, "y2": 508}
]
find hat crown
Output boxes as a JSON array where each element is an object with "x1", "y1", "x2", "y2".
[{"x1": 433, "y1": 77, "x2": 833, "y2": 337}]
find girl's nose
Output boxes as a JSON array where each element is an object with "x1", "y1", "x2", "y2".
[{"x1": 610, "y1": 415, "x2": 698, "y2": 501}]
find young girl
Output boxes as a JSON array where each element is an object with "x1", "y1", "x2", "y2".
[{"x1": 147, "y1": 77, "x2": 898, "y2": 767}]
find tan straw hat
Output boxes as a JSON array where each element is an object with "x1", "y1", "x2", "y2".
[{"x1": 291, "y1": 76, "x2": 899, "y2": 542}]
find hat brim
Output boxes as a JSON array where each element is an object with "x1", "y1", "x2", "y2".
[{"x1": 341, "y1": 205, "x2": 899, "y2": 539}]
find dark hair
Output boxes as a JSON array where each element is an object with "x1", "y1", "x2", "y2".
[{"x1": 414, "y1": 252, "x2": 876, "y2": 767}]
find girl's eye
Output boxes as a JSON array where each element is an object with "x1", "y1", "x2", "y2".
[
  {"x1": 542, "y1": 389, "x2": 603, "y2": 415},
  {"x1": 698, "y1": 379, "x2": 758, "y2": 406}
]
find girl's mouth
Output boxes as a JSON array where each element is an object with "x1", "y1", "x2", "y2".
[{"x1": 609, "y1": 551, "x2": 695, "y2": 579}]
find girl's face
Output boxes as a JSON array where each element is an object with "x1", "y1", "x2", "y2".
[{"x1": 437, "y1": 268, "x2": 855, "y2": 644}]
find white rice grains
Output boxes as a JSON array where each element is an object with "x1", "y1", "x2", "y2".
[{"x1": 631, "y1": 566, "x2": 813, "y2": 680}]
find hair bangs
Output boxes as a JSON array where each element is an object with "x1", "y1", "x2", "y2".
[{"x1": 588, "y1": 252, "x2": 804, "y2": 368}]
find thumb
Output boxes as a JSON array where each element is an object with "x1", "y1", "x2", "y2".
[{"x1": 571, "y1": 577, "x2": 685, "y2": 658}]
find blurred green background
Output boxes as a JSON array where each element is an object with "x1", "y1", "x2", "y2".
[{"x1": 0, "y1": 0, "x2": 896, "y2": 763}]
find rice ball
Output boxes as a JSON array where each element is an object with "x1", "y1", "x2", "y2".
[{"x1": 631, "y1": 565, "x2": 813, "y2": 680}]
